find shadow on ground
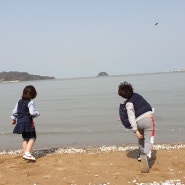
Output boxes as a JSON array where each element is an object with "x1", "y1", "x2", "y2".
[
  {"x1": 126, "y1": 149, "x2": 157, "y2": 168},
  {"x1": 32, "y1": 148, "x2": 58, "y2": 159}
]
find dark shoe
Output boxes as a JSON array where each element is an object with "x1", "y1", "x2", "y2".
[{"x1": 140, "y1": 155, "x2": 149, "y2": 173}]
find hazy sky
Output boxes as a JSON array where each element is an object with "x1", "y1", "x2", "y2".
[{"x1": 0, "y1": 0, "x2": 185, "y2": 79}]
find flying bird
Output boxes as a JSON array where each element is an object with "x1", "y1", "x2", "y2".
[{"x1": 155, "y1": 22, "x2": 158, "y2": 26}]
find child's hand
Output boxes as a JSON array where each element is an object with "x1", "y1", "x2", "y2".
[
  {"x1": 11, "y1": 120, "x2": 16, "y2": 125},
  {"x1": 117, "y1": 117, "x2": 121, "y2": 121},
  {"x1": 135, "y1": 130, "x2": 143, "y2": 139}
]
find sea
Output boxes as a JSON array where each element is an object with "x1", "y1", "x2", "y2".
[{"x1": 0, "y1": 72, "x2": 185, "y2": 152}]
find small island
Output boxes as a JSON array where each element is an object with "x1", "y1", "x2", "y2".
[
  {"x1": 97, "y1": 72, "x2": 109, "y2": 77},
  {"x1": 0, "y1": 71, "x2": 55, "y2": 82}
]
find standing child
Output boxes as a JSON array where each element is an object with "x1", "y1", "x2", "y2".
[
  {"x1": 11, "y1": 85, "x2": 40, "y2": 161},
  {"x1": 118, "y1": 81, "x2": 155, "y2": 173}
]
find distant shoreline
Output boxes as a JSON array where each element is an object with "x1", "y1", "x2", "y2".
[
  {"x1": 1, "y1": 71, "x2": 184, "y2": 82},
  {"x1": 55, "y1": 71, "x2": 185, "y2": 81}
]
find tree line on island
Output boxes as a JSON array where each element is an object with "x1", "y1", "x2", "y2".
[{"x1": 0, "y1": 71, "x2": 55, "y2": 82}]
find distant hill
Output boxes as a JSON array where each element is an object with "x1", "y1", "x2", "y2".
[{"x1": 0, "y1": 71, "x2": 55, "y2": 82}]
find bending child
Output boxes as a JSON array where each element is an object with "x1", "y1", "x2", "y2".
[{"x1": 118, "y1": 81, "x2": 155, "y2": 173}]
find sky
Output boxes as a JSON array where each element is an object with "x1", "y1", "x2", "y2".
[{"x1": 0, "y1": 0, "x2": 185, "y2": 79}]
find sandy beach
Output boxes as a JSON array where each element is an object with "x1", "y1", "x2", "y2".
[{"x1": 0, "y1": 144, "x2": 185, "y2": 185}]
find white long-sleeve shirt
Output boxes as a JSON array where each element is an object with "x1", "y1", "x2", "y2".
[{"x1": 11, "y1": 100, "x2": 40, "y2": 120}]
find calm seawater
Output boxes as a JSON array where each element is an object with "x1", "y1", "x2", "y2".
[{"x1": 0, "y1": 72, "x2": 185, "y2": 151}]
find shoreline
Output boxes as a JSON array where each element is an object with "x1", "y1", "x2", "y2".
[{"x1": 1, "y1": 142, "x2": 185, "y2": 156}]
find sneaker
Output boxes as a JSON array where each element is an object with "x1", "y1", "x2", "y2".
[
  {"x1": 140, "y1": 155, "x2": 149, "y2": 173},
  {"x1": 23, "y1": 154, "x2": 36, "y2": 161}
]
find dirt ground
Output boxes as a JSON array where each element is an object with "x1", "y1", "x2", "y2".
[{"x1": 0, "y1": 147, "x2": 185, "y2": 185}]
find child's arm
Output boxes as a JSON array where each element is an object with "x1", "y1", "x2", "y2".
[
  {"x1": 11, "y1": 102, "x2": 18, "y2": 123},
  {"x1": 28, "y1": 100, "x2": 40, "y2": 117},
  {"x1": 126, "y1": 102, "x2": 137, "y2": 132}
]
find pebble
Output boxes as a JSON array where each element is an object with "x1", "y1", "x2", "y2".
[{"x1": 135, "y1": 179, "x2": 184, "y2": 185}]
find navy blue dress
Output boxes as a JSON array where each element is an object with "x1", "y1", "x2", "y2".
[{"x1": 13, "y1": 99, "x2": 36, "y2": 134}]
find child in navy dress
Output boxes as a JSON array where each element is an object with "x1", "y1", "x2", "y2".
[
  {"x1": 118, "y1": 81, "x2": 155, "y2": 173},
  {"x1": 11, "y1": 85, "x2": 40, "y2": 161}
]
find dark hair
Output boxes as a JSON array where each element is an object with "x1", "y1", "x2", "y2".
[
  {"x1": 22, "y1": 85, "x2": 37, "y2": 100},
  {"x1": 118, "y1": 81, "x2": 133, "y2": 99}
]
